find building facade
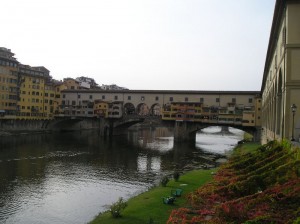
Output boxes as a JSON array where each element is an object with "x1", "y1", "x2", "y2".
[
  {"x1": 18, "y1": 65, "x2": 52, "y2": 119},
  {"x1": 0, "y1": 47, "x2": 19, "y2": 118},
  {"x1": 261, "y1": 0, "x2": 300, "y2": 143},
  {"x1": 0, "y1": 48, "x2": 54, "y2": 120}
]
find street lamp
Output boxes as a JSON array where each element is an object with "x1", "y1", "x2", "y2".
[{"x1": 291, "y1": 104, "x2": 297, "y2": 141}]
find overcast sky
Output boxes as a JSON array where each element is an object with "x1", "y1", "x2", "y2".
[{"x1": 2, "y1": 0, "x2": 275, "y2": 91}]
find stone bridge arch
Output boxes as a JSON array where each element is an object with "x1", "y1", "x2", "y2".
[{"x1": 174, "y1": 121, "x2": 260, "y2": 142}]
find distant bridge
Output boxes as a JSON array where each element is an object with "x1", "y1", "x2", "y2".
[{"x1": 60, "y1": 89, "x2": 262, "y2": 142}]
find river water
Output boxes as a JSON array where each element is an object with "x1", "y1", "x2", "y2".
[{"x1": 0, "y1": 126, "x2": 243, "y2": 224}]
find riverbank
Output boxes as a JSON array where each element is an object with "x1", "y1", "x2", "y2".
[
  {"x1": 89, "y1": 141, "x2": 255, "y2": 224},
  {"x1": 90, "y1": 140, "x2": 300, "y2": 224},
  {"x1": 89, "y1": 168, "x2": 217, "y2": 224}
]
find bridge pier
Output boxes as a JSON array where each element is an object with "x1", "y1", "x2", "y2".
[
  {"x1": 220, "y1": 126, "x2": 229, "y2": 133},
  {"x1": 252, "y1": 127, "x2": 261, "y2": 142},
  {"x1": 174, "y1": 121, "x2": 196, "y2": 142}
]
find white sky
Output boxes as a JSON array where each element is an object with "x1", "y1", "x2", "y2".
[{"x1": 2, "y1": 0, "x2": 275, "y2": 90}]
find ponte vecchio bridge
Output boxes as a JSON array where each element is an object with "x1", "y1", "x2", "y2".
[{"x1": 59, "y1": 89, "x2": 262, "y2": 142}]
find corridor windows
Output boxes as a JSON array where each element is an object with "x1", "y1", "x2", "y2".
[{"x1": 169, "y1": 97, "x2": 173, "y2": 102}]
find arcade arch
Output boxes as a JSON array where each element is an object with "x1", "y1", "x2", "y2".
[
  {"x1": 124, "y1": 103, "x2": 136, "y2": 115},
  {"x1": 276, "y1": 69, "x2": 283, "y2": 135},
  {"x1": 137, "y1": 103, "x2": 150, "y2": 116},
  {"x1": 150, "y1": 104, "x2": 161, "y2": 116}
]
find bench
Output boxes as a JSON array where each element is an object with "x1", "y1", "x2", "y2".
[
  {"x1": 171, "y1": 188, "x2": 183, "y2": 197},
  {"x1": 162, "y1": 196, "x2": 175, "y2": 205}
]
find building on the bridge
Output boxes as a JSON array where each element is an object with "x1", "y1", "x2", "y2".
[
  {"x1": 107, "y1": 101, "x2": 123, "y2": 118},
  {"x1": 60, "y1": 89, "x2": 261, "y2": 128},
  {"x1": 94, "y1": 100, "x2": 108, "y2": 117},
  {"x1": 0, "y1": 47, "x2": 19, "y2": 118},
  {"x1": 162, "y1": 102, "x2": 203, "y2": 122},
  {"x1": 261, "y1": 0, "x2": 300, "y2": 143},
  {"x1": 93, "y1": 100, "x2": 123, "y2": 118},
  {"x1": 161, "y1": 98, "x2": 261, "y2": 127}
]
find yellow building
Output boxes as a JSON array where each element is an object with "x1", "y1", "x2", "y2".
[
  {"x1": 0, "y1": 47, "x2": 19, "y2": 118},
  {"x1": 18, "y1": 65, "x2": 51, "y2": 119},
  {"x1": 94, "y1": 100, "x2": 109, "y2": 117},
  {"x1": 162, "y1": 102, "x2": 203, "y2": 122},
  {"x1": 44, "y1": 81, "x2": 56, "y2": 118}
]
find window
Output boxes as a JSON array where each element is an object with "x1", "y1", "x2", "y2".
[
  {"x1": 114, "y1": 95, "x2": 118, "y2": 100},
  {"x1": 232, "y1": 98, "x2": 236, "y2": 103},
  {"x1": 63, "y1": 94, "x2": 66, "y2": 98},
  {"x1": 141, "y1": 96, "x2": 145, "y2": 101},
  {"x1": 128, "y1": 96, "x2": 131, "y2": 100},
  {"x1": 72, "y1": 100, "x2": 76, "y2": 105},
  {"x1": 185, "y1": 97, "x2": 188, "y2": 102},
  {"x1": 200, "y1": 98, "x2": 204, "y2": 103},
  {"x1": 89, "y1": 95, "x2": 93, "y2": 99},
  {"x1": 155, "y1": 96, "x2": 159, "y2": 101},
  {"x1": 102, "y1": 95, "x2": 105, "y2": 100},
  {"x1": 78, "y1": 94, "x2": 81, "y2": 99},
  {"x1": 170, "y1": 97, "x2": 173, "y2": 102},
  {"x1": 216, "y1": 98, "x2": 220, "y2": 103},
  {"x1": 249, "y1": 98, "x2": 253, "y2": 103}
]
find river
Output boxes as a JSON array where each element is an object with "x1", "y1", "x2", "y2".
[{"x1": 0, "y1": 126, "x2": 244, "y2": 224}]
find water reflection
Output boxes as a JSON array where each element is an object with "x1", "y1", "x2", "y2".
[
  {"x1": 196, "y1": 126, "x2": 244, "y2": 154},
  {"x1": 0, "y1": 126, "x2": 243, "y2": 224}
]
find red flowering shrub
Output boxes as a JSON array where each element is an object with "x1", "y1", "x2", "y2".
[{"x1": 167, "y1": 141, "x2": 300, "y2": 223}]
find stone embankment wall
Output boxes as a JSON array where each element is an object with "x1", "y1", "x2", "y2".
[{"x1": 0, "y1": 119, "x2": 100, "y2": 136}]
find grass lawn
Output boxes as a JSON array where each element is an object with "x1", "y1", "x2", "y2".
[
  {"x1": 233, "y1": 142, "x2": 261, "y2": 155},
  {"x1": 89, "y1": 169, "x2": 216, "y2": 224}
]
